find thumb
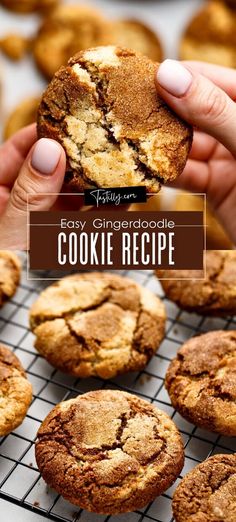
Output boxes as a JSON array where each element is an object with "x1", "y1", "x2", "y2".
[
  {"x1": 0, "y1": 138, "x2": 66, "y2": 249},
  {"x1": 156, "y1": 59, "x2": 236, "y2": 158}
]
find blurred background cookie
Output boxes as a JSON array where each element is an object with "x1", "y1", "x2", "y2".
[
  {"x1": 33, "y1": 4, "x2": 112, "y2": 80},
  {"x1": 0, "y1": 0, "x2": 60, "y2": 13},
  {"x1": 112, "y1": 19, "x2": 163, "y2": 62},
  {"x1": 180, "y1": 0, "x2": 236, "y2": 67},
  {"x1": 0, "y1": 34, "x2": 30, "y2": 61},
  {"x1": 0, "y1": 251, "x2": 21, "y2": 308},
  {"x1": 174, "y1": 191, "x2": 233, "y2": 250},
  {"x1": 4, "y1": 96, "x2": 40, "y2": 139}
]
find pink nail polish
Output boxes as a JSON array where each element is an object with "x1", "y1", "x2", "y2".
[
  {"x1": 157, "y1": 59, "x2": 193, "y2": 97},
  {"x1": 31, "y1": 138, "x2": 62, "y2": 175}
]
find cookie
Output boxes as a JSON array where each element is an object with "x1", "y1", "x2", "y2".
[
  {"x1": 157, "y1": 251, "x2": 236, "y2": 316},
  {"x1": 0, "y1": 344, "x2": 32, "y2": 436},
  {"x1": 37, "y1": 46, "x2": 192, "y2": 192},
  {"x1": 174, "y1": 192, "x2": 233, "y2": 250},
  {"x1": 33, "y1": 5, "x2": 112, "y2": 80},
  {"x1": 112, "y1": 19, "x2": 163, "y2": 62},
  {"x1": 180, "y1": 1, "x2": 236, "y2": 68},
  {"x1": 4, "y1": 97, "x2": 40, "y2": 140},
  {"x1": 0, "y1": 34, "x2": 30, "y2": 61},
  {"x1": 0, "y1": 251, "x2": 21, "y2": 308},
  {"x1": 35, "y1": 390, "x2": 184, "y2": 514},
  {"x1": 0, "y1": 0, "x2": 59, "y2": 13},
  {"x1": 166, "y1": 330, "x2": 236, "y2": 436},
  {"x1": 30, "y1": 272, "x2": 166, "y2": 379},
  {"x1": 173, "y1": 454, "x2": 236, "y2": 522}
]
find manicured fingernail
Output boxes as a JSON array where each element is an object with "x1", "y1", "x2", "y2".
[
  {"x1": 31, "y1": 138, "x2": 62, "y2": 175},
  {"x1": 157, "y1": 59, "x2": 193, "y2": 97}
]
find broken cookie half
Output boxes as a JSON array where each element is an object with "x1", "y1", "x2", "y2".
[{"x1": 37, "y1": 46, "x2": 192, "y2": 192}]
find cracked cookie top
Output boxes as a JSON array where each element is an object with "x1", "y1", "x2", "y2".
[
  {"x1": 180, "y1": 1, "x2": 236, "y2": 67},
  {"x1": 1, "y1": 0, "x2": 59, "y2": 13},
  {"x1": 30, "y1": 272, "x2": 166, "y2": 379},
  {"x1": 173, "y1": 454, "x2": 236, "y2": 522},
  {"x1": 0, "y1": 251, "x2": 21, "y2": 309},
  {"x1": 156, "y1": 251, "x2": 236, "y2": 316},
  {"x1": 35, "y1": 390, "x2": 184, "y2": 514},
  {"x1": 33, "y1": 5, "x2": 112, "y2": 80},
  {"x1": 166, "y1": 330, "x2": 236, "y2": 436},
  {"x1": 37, "y1": 45, "x2": 192, "y2": 192},
  {"x1": 0, "y1": 344, "x2": 32, "y2": 436}
]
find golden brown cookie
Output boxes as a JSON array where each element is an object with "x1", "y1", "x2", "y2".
[
  {"x1": 0, "y1": 34, "x2": 30, "y2": 61},
  {"x1": 0, "y1": 344, "x2": 32, "y2": 436},
  {"x1": 166, "y1": 330, "x2": 236, "y2": 436},
  {"x1": 173, "y1": 454, "x2": 236, "y2": 522},
  {"x1": 174, "y1": 192, "x2": 233, "y2": 250},
  {"x1": 157, "y1": 251, "x2": 236, "y2": 316},
  {"x1": 0, "y1": 0, "x2": 59, "y2": 13},
  {"x1": 30, "y1": 272, "x2": 166, "y2": 379},
  {"x1": 4, "y1": 97, "x2": 40, "y2": 140},
  {"x1": 180, "y1": 1, "x2": 236, "y2": 67},
  {"x1": 112, "y1": 19, "x2": 163, "y2": 62},
  {"x1": 35, "y1": 390, "x2": 184, "y2": 514},
  {"x1": 33, "y1": 5, "x2": 112, "y2": 80},
  {"x1": 37, "y1": 46, "x2": 192, "y2": 192},
  {"x1": 0, "y1": 251, "x2": 21, "y2": 308}
]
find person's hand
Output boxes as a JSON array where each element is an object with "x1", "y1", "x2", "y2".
[
  {"x1": 156, "y1": 60, "x2": 236, "y2": 245},
  {"x1": 0, "y1": 124, "x2": 66, "y2": 249}
]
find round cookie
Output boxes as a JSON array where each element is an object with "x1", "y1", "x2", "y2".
[
  {"x1": 112, "y1": 19, "x2": 163, "y2": 62},
  {"x1": 173, "y1": 454, "x2": 236, "y2": 522},
  {"x1": 35, "y1": 390, "x2": 184, "y2": 514},
  {"x1": 4, "y1": 97, "x2": 40, "y2": 140},
  {"x1": 30, "y1": 272, "x2": 166, "y2": 379},
  {"x1": 166, "y1": 330, "x2": 236, "y2": 436},
  {"x1": 0, "y1": 344, "x2": 32, "y2": 436},
  {"x1": 157, "y1": 251, "x2": 236, "y2": 316},
  {"x1": 33, "y1": 5, "x2": 112, "y2": 80},
  {"x1": 0, "y1": 34, "x2": 30, "y2": 62},
  {"x1": 180, "y1": 1, "x2": 236, "y2": 68},
  {"x1": 0, "y1": 0, "x2": 59, "y2": 13},
  {"x1": 37, "y1": 46, "x2": 192, "y2": 192},
  {"x1": 0, "y1": 251, "x2": 21, "y2": 309}
]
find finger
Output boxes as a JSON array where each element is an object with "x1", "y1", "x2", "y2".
[
  {"x1": 0, "y1": 124, "x2": 37, "y2": 187},
  {"x1": 0, "y1": 138, "x2": 66, "y2": 250},
  {"x1": 169, "y1": 159, "x2": 209, "y2": 193},
  {"x1": 0, "y1": 187, "x2": 10, "y2": 215},
  {"x1": 182, "y1": 61, "x2": 236, "y2": 100},
  {"x1": 190, "y1": 131, "x2": 217, "y2": 161},
  {"x1": 156, "y1": 60, "x2": 236, "y2": 158}
]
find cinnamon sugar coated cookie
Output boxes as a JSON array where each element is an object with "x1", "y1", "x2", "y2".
[
  {"x1": 30, "y1": 272, "x2": 166, "y2": 379},
  {"x1": 166, "y1": 330, "x2": 236, "y2": 436},
  {"x1": 157, "y1": 251, "x2": 236, "y2": 316},
  {"x1": 0, "y1": 251, "x2": 21, "y2": 308},
  {"x1": 33, "y1": 5, "x2": 112, "y2": 80},
  {"x1": 173, "y1": 454, "x2": 236, "y2": 522},
  {"x1": 35, "y1": 390, "x2": 184, "y2": 514},
  {"x1": 37, "y1": 46, "x2": 192, "y2": 192},
  {"x1": 0, "y1": 344, "x2": 32, "y2": 436},
  {"x1": 0, "y1": 0, "x2": 59, "y2": 13},
  {"x1": 180, "y1": 1, "x2": 236, "y2": 67}
]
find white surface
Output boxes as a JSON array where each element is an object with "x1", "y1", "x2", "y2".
[{"x1": 0, "y1": 0, "x2": 205, "y2": 133}]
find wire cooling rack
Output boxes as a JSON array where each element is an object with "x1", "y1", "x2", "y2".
[{"x1": 0, "y1": 255, "x2": 236, "y2": 522}]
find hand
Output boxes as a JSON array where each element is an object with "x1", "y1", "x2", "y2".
[
  {"x1": 156, "y1": 60, "x2": 236, "y2": 245},
  {"x1": 0, "y1": 125, "x2": 66, "y2": 249}
]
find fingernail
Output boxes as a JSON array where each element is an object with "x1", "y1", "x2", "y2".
[
  {"x1": 31, "y1": 138, "x2": 62, "y2": 175},
  {"x1": 157, "y1": 59, "x2": 193, "y2": 97}
]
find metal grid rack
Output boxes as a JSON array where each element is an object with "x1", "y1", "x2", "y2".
[{"x1": 0, "y1": 256, "x2": 236, "y2": 522}]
